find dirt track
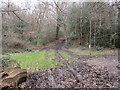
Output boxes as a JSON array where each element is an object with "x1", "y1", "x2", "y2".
[
  {"x1": 25, "y1": 58, "x2": 118, "y2": 88},
  {"x1": 42, "y1": 39, "x2": 119, "y2": 76},
  {"x1": 20, "y1": 40, "x2": 119, "y2": 89},
  {"x1": 85, "y1": 53, "x2": 118, "y2": 75}
]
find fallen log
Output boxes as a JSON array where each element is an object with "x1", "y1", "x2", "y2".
[{"x1": 0, "y1": 66, "x2": 27, "y2": 89}]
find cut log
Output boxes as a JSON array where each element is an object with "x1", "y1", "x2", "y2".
[{"x1": 0, "y1": 67, "x2": 27, "y2": 89}]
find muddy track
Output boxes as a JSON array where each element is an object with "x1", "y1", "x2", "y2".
[
  {"x1": 39, "y1": 40, "x2": 117, "y2": 60},
  {"x1": 25, "y1": 62, "x2": 118, "y2": 89},
  {"x1": 18, "y1": 40, "x2": 119, "y2": 89},
  {"x1": 39, "y1": 40, "x2": 90, "y2": 61},
  {"x1": 39, "y1": 40, "x2": 119, "y2": 76},
  {"x1": 39, "y1": 39, "x2": 65, "y2": 51}
]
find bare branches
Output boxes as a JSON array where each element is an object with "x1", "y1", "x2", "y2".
[
  {"x1": 53, "y1": 0, "x2": 63, "y2": 13},
  {"x1": 12, "y1": 11, "x2": 28, "y2": 24},
  {"x1": 2, "y1": 8, "x2": 30, "y2": 25},
  {"x1": 2, "y1": 9, "x2": 28, "y2": 12}
]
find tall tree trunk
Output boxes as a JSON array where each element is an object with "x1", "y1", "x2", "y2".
[
  {"x1": 78, "y1": 18, "x2": 81, "y2": 45},
  {"x1": 56, "y1": 22, "x2": 59, "y2": 40},
  {"x1": 114, "y1": 6, "x2": 117, "y2": 46},
  {"x1": 89, "y1": 19, "x2": 92, "y2": 49},
  {"x1": 80, "y1": 3, "x2": 83, "y2": 45},
  {"x1": 94, "y1": 22, "x2": 96, "y2": 47},
  {"x1": 89, "y1": 19, "x2": 92, "y2": 55},
  {"x1": 0, "y1": 10, "x2": 2, "y2": 55},
  {"x1": 99, "y1": 13, "x2": 102, "y2": 46},
  {"x1": 55, "y1": 2, "x2": 60, "y2": 40}
]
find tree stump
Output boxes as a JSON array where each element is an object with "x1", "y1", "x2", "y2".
[{"x1": 0, "y1": 66, "x2": 27, "y2": 89}]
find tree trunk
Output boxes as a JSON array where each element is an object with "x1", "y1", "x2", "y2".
[
  {"x1": 0, "y1": 10, "x2": 2, "y2": 55},
  {"x1": 99, "y1": 13, "x2": 102, "y2": 46},
  {"x1": 89, "y1": 19, "x2": 92, "y2": 49},
  {"x1": 89, "y1": 19, "x2": 92, "y2": 55},
  {"x1": 94, "y1": 22, "x2": 96, "y2": 47},
  {"x1": 56, "y1": 23, "x2": 59, "y2": 40},
  {"x1": 80, "y1": 5, "x2": 83, "y2": 45}
]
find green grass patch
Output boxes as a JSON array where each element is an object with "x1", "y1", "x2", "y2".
[
  {"x1": 58, "y1": 50, "x2": 78, "y2": 63},
  {"x1": 10, "y1": 50, "x2": 56, "y2": 70},
  {"x1": 1, "y1": 47, "x2": 115, "y2": 71},
  {"x1": 58, "y1": 50, "x2": 69, "y2": 58}
]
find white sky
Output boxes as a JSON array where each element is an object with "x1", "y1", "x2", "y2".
[
  {"x1": 0, "y1": 0, "x2": 84, "y2": 9},
  {"x1": 1, "y1": 0, "x2": 78, "y2": 9},
  {"x1": 1, "y1": 0, "x2": 119, "y2": 9},
  {"x1": 1, "y1": 0, "x2": 119, "y2": 4}
]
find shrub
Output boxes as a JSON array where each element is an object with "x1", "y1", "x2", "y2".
[
  {"x1": 111, "y1": 45, "x2": 116, "y2": 49},
  {"x1": 94, "y1": 46, "x2": 103, "y2": 51},
  {"x1": 25, "y1": 46, "x2": 36, "y2": 52},
  {"x1": 0, "y1": 55, "x2": 20, "y2": 71},
  {"x1": 78, "y1": 46, "x2": 86, "y2": 50}
]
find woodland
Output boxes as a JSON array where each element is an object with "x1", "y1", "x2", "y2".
[{"x1": 0, "y1": 0, "x2": 119, "y2": 89}]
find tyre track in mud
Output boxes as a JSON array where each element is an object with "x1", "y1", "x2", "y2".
[{"x1": 17, "y1": 39, "x2": 119, "y2": 89}]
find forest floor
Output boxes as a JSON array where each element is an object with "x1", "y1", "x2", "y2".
[
  {"x1": 20, "y1": 39, "x2": 119, "y2": 89},
  {"x1": 1, "y1": 39, "x2": 119, "y2": 89},
  {"x1": 41, "y1": 39, "x2": 118, "y2": 76}
]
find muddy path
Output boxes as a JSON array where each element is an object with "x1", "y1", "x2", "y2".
[
  {"x1": 25, "y1": 61, "x2": 118, "y2": 88},
  {"x1": 19, "y1": 39, "x2": 119, "y2": 89},
  {"x1": 85, "y1": 53, "x2": 118, "y2": 75},
  {"x1": 40, "y1": 39, "x2": 119, "y2": 76}
]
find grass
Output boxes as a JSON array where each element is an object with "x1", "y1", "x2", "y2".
[
  {"x1": 59, "y1": 50, "x2": 69, "y2": 58},
  {"x1": 58, "y1": 50, "x2": 78, "y2": 63},
  {"x1": 69, "y1": 48, "x2": 115, "y2": 56},
  {"x1": 1, "y1": 47, "x2": 116, "y2": 71},
  {"x1": 1, "y1": 50, "x2": 73, "y2": 70},
  {"x1": 10, "y1": 50, "x2": 56, "y2": 70}
]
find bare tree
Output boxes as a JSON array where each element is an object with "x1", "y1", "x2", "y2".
[{"x1": 53, "y1": 1, "x2": 68, "y2": 40}]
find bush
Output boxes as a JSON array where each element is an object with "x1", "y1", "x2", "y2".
[
  {"x1": 110, "y1": 45, "x2": 116, "y2": 49},
  {"x1": 25, "y1": 46, "x2": 36, "y2": 52},
  {"x1": 94, "y1": 46, "x2": 103, "y2": 51},
  {"x1": 0, "y1": 55, "x2": 20, "y2": 71},
  {"x1": 78, "y1": 46, "x2": 86, "y2": 50},
  {"x1": 3, "y1": 37, "x2": 28, "y2": 50},
  {"x1": 64, "y1": 39, "x2": 72, "y2": 48}
]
